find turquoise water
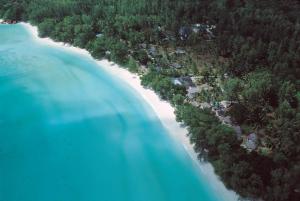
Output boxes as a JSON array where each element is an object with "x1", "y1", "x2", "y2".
[{"x1": 0, "y1": 24, "x2": 228, "y2": 201}]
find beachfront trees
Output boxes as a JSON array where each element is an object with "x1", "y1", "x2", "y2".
[
  {"x1": 132, "y1": 49, "x2": 148, "y2": 65},
  {"x1": 127, "y1": 56, "x2": 138, "y2": 72},
  {"x1": 38, "y1": 19, "x2": 55, "y2": 38},
  {"x1": 110, "y1": 40, "x2": 128, "y2": 65},
  {"x1": 171, "y1": 94, "x2": 185, "y2": 106},
  {"x1": 141, "y1": 71, "x2": 186, "y2": 100},
  {"x1": 73, "y1": 24, "x2": 94, "y2": 48},
  {"x1": 90, "y1": 37, "x2": 108, "y2": 59}
]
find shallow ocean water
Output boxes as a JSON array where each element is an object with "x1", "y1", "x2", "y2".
[{"x1": 0, "y1": 24, "x2": 230, "y2": 201}]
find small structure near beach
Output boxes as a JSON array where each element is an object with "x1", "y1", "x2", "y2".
[
  {"x1": 172, "y1": 78, "x2": 183, "y2": 86},
  {"x1": 139, "y1": 43, "x2": 147, "y2": 49},
  {"x1": 179, "y1": 26, "x2": 191, "y2": 40},
  {"x1": 96, "y1": 33, "x2": 103, "y2": 38},
  {"x1": 172, "y1": 76, "x2": 195, "y2": 88},
  {"x1": 171, "y1": 76, "x2": 200, "y2": 99},
  {"x1": 220, "y1": 100, "x2": 234, "y2": 110},
  {"x1": 233, "y1": 125, "x2": 243, "y2": 140},
  {"x1": 171, "y1": 63, "x2": 182, "y2": 69},
  {"x1": 200, "y1": 102, "x2": 211, "y2": 109},
  {"x1": 187, "y1": 86, "x2": 200, "y2": 99},
  {"x1": 192, "y1": 23, "x2": 207, "y2": 33},
  {"x1": 175, "y1": 48, "x2": 186, "y2": 55},
  {"x1": 244, "y1": 133, "x2": 258, "y2": 151},
  {"x1": 148, "y1": 45, "x2": 158, "y2": 56}
]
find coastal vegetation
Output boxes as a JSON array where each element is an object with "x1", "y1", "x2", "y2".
[{"x1": 1, "y1": 0, "x2": 299, "y2": 200}]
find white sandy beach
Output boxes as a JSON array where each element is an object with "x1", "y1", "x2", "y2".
[{"x1": 17, "y1": 21, "x2": 238, "y2": 201}]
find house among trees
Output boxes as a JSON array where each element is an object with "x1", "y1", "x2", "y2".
[
  {"x1": 199, "y1": 102, "x2": 211, "y2": 109},
  {"x1": 244, "y1": 133, "x2": 258, "y2": 151},
  {"x1": 171, "y1": 63, "x2": 182, "y2": 69},
  {"x1": 233, "y1": 125, "x2": 242, "y2": 139},
  {"x1": 191, "y1": 23, "x2": 207, "y2": 33},
  {"x1": 179, "y1": 23, "x2": 216, "y2": 41},
  {"x1": 191, "y1": 23, "x2": 216, "y2": 39},
  {"x1": 139, "y1": 43, "x2": 147, "y2": 49},
  {"x1": 213, "y1": 100, "x2": 236, "y2": 115},
  {"x1": 220, "y1": 100, "x2": 234, "y2": 110},
  {"x1": 171, "y1": 76, "x2": 200, "y2": 99},
  {"x1": 148, "y1": 45, "x2": 157, "y2": 56},
  {"x1": 182, "y1": 77, "x2": 196, "y2": 88},
  {"x1": 179, "y1": 26, "x2": 191, "y2": 40},
  {"x1": 187, "y1": 86, "x2": 200, "y2": 99},
  {"x1": 96, "y1": 33, "x2": 103, "y2": 38},
  {"x1": 198, "y1": 83, "x2": 213, "y2": 92},
  {"x1": 172, "y1": 78, "x2": 183, "y2": 86},
  {"x1": 175, "y1": 48, "x2": 186, "y2": 55}
]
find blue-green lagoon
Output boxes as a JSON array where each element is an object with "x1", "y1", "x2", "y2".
[{"x1": 0, "y1": 24, "x2": 237, "y2": 201}]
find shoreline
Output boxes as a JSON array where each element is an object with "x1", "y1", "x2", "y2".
[{"x1": 17, "y1": 21, "x2": 238, "y2": 200}]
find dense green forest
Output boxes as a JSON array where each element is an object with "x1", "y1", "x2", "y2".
[{"x1": 1, "y1": 0, "x2": 299, "y2": 200}]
